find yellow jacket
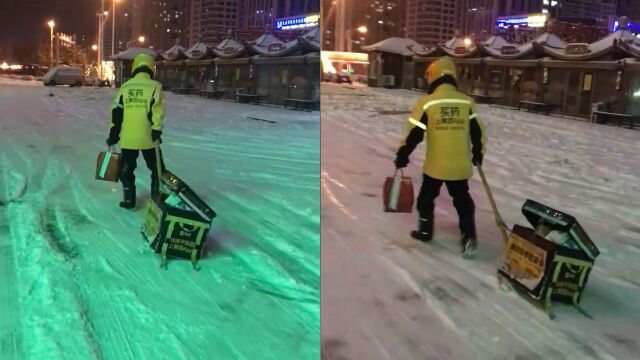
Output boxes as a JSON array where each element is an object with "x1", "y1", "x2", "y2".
[
  {"x1": 399, "y1": 83, "x2": 487, "y2": 180},
  {"x1": 109, "y1": 72, "x2": 164, "y2": 150}
]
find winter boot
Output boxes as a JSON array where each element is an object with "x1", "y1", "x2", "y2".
[
  {"x1": 119, "y1": 185, "x2": 136, "y2": 210},
  {"x1": 411, "y1": 217, "x2": 433, "y2": 242},
  {"x1": 461, "y1": 233, "x2": 478, "y2": 257}
]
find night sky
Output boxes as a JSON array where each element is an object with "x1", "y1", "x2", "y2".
[{"x1": 0, "y1": 0, "x2": 98, "y2": 62}]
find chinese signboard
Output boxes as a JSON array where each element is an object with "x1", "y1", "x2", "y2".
[
  {"x1": 274, "y1": 14, "x2": 320, "y2": 30},
  {"x1": 496, "y1": 13, "x2": 548, "y2": 29}
]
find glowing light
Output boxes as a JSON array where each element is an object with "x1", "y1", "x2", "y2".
[
  {"x1": 496, "y1": 13, "x2": 547, "y2": 28},
  {"x1": 138, "y1": 36, "x2": 145, "y2": 43},
  {"x1": 463, "y1": 37, "x2": 472, "y2": 46},
  {"x1": 92, "y1": 44, "x2": 98, "y2": 51},
  {"x1": 0, "y1": 63, "x2": 23, "y2": 70},
  {"x1": 47, "y1": 20, "x2": 55, "y2": 28},
  {"x1": 358, "y1": 25, "x2": 368, "y2": 33},
  {"x1": 274, "y1": 13, "x2": 320, "y2": 30}
]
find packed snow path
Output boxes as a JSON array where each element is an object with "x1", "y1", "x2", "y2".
[
  {"x1": 321, "y1": 83, "x2": 640, "y2": 360},
  {"x1": 0, "y1": 78, "x2": 319, "y2": 360}
]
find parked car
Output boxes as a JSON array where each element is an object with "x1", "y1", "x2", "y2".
[
  {"x1": 83, "y1": 78, "x2": 111, "y2": 87},
  {"x1": 42, "y1": 66, "x2": 84, "y2": 87},
  {"x1": 335, "y1": 73, "x2": 352, "y2": 84}
]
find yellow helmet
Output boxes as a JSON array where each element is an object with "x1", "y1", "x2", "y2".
[
  {"x1": 131, "y1": 53, "x2": 156, "y2": 74},
  {"x1": 426, "y1": 58, "x2": 457, "y2": 84}
]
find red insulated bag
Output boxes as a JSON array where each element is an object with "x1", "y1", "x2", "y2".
[{"x1": 383, "y1": 170, "x2": 414, "y2": 213}]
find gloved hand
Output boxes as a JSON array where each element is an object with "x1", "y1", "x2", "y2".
[
  {"x1": 106, "y1": 135, "x2": 119, "y2": 146},
  {"x1": 394, "y1": 154, "x2": 409, "y2": 169},
  {"x1": 151, "y1": 129, "x2": 162, "y2": 144},
  {"x1": 472, "y1": 152, "x2": 483, "y2": 166}
]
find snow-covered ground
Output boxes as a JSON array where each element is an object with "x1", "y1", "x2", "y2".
[
  {"x1": 0, "y1": 78, "x2": 319, "y2": 359},
  {"x1": 321, "y1": 83, "x2": 640, "y2": 360}
]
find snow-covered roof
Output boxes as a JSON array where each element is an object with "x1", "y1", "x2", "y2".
[
  {"x1": 409, "y1": 45, "x2": 440, "y2": 57},
  {"x1": 477, "y1": 33, "x2": 566, "y2": 59},
  {"x1": 361, "y1": 37, "x2": 427, "y2": 56},
  {"x1": 536, "y1": 30, "x2": 635, "y2": 60},
  {"x1": 248, "y1": 33, "x2": 300, "y2": 57},
  {"x1": 483, "y1": 36, "x2": 511, "y2": 49},
  {"x1": 439, "y1": 37, "x2": 480, "y2": 58},
  {"x1": 617, "y1": 38, "x2": 640, "y2": 57},
  {"x1": 184, "y1": 42, "x2": 213, "y2": 60},
  {"x1": 212, "y1": 37, "x2": 246, "y2": 59},
  {"x1": 298, "y1": 27, "x2": 320, "y2": 52},
  {"x1": 159, "y1": 43, "x2": 187, "y2": 61},
  {"x1": 110, "y1": 47, "x2": 158, "y2": 61}
]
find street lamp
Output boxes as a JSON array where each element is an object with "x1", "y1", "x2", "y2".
[
  {"x1": 138, "y1": 36, "x2": 145, "y2": 44},
  {"x1": 91, "y1": 45, "x2": 98, "y2": 73},
  {"x1": 346, "y1": 25, "x2": 367, "y2": 53},
  {"x1": 47, "y1": 20, "x2": 55, "y2": 68},
  {"x1": 112, "y1": 0, "x2": 122, "y2": 57},
  {"x1": 97, "y1": 7, "x2": 110, "y2": 79}
]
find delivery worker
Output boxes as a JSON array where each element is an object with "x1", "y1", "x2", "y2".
[
  {"x1": 394, "y1": 57, "x2": 486, "y2": 256},
  {"x1": 106, "y1": 53, "x2": 165, "y2": 209}
]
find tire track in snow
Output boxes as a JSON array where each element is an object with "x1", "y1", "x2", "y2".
[
  {"x1": 1, "y1": 150, "x2": 107, "y2": 359},
  {"x1": 0, "y1": 157, "x2": 23, "y2": 360}
]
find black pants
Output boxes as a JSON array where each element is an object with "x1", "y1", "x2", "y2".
[
  {"x1": 417, "y1": 174, "x2": 476, "y2": 237},
  {"x1": 119, "y1": 148, "x2": 166, "y2": 193}
]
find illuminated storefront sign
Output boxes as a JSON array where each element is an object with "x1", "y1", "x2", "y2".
[
  {"x1": 274, "y1": 14, "x2": 319, "y2": 30},
  {"x1": 612, "y1": 20, "x2": 640, "y2": 32},
  {"x1": 496, "y1": 13, "x2": 548, "y2": 28}
]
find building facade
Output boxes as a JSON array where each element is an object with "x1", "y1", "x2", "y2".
[
  {"x1": 354, "y1": 0, "x2": 405, "y2": 48},
  {"x1": 462, "y1": 0, "x2": 501, "y2": 38},
  {"x1": 506, "y1": 0, "x2": 542, "y2": 15},
  {"x1": 131, "y1": 0, "x2": 190, "y2": 51},
  {"x1": 103, "y1": 0, "x2": 134, "y2": 57},
  {"x1": 189, "y1": 0, "x2": 241, "y2": 45},
  {"x1": 406, "y1": 0, "x2": 463, "y2": 46},
  {"x1": 240, "y1": 0, "x2": 320, "y2": 40},
  {"x1": 189, "y1": 0, "x2": 319, "y2": 46},
  {"x1": 618, "y1": 0, "x2": 640, "y2": 22},
  {"x1": 321, "y1": 0, "x2": 336, "y2": 50},
  {"x1": 553, "y1": 0, "x2": 617, "y2": 26}
]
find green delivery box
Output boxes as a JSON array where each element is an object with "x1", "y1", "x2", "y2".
[
  {"x1": 498, "y1": 199, "x2": 599, "y2": 319},
  {"x1": 141, "y1": 170, "x2": 217, "y2": 269}
]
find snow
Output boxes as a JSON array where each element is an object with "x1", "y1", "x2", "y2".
[
  {"x1": 0, "y1": 78, "x2": 319, "y2": 359},
  {"x1": 301, "y1": 27, "x2": 320, "y2": 43},
  {"x1": 321, "y1": 83, "x2": 640, "y2": 360},
  {"x1": 538, "y1": 33, "x2": 567, "y2": 49},
  {"x1": 184, "y1": 42, "x2": 211, "y2": 60},
  {"x1": 110, "y1": 47, "x2": 158, "y2": 61},
  {"x1": 249, "y1": 34, "x2": 299, "y2": 56},
  {"x1": 483, "y1": 36, "x2": 510, "y2": 49},
  {"x1": 159, "y1": 44, "x2": 187, "y2": 60},
  {"x1": 213, "y1": 38, "x2": 245, "y2": 52},
  {"x1": 250, "y1": 34, "x2": 285, "y2": 47},
  {"x1": 361, "y1": 37, "x2": 428, "y2": 56},
  {"x1": 443, "y1": 37, "x2": 472, "y2": 50}
]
